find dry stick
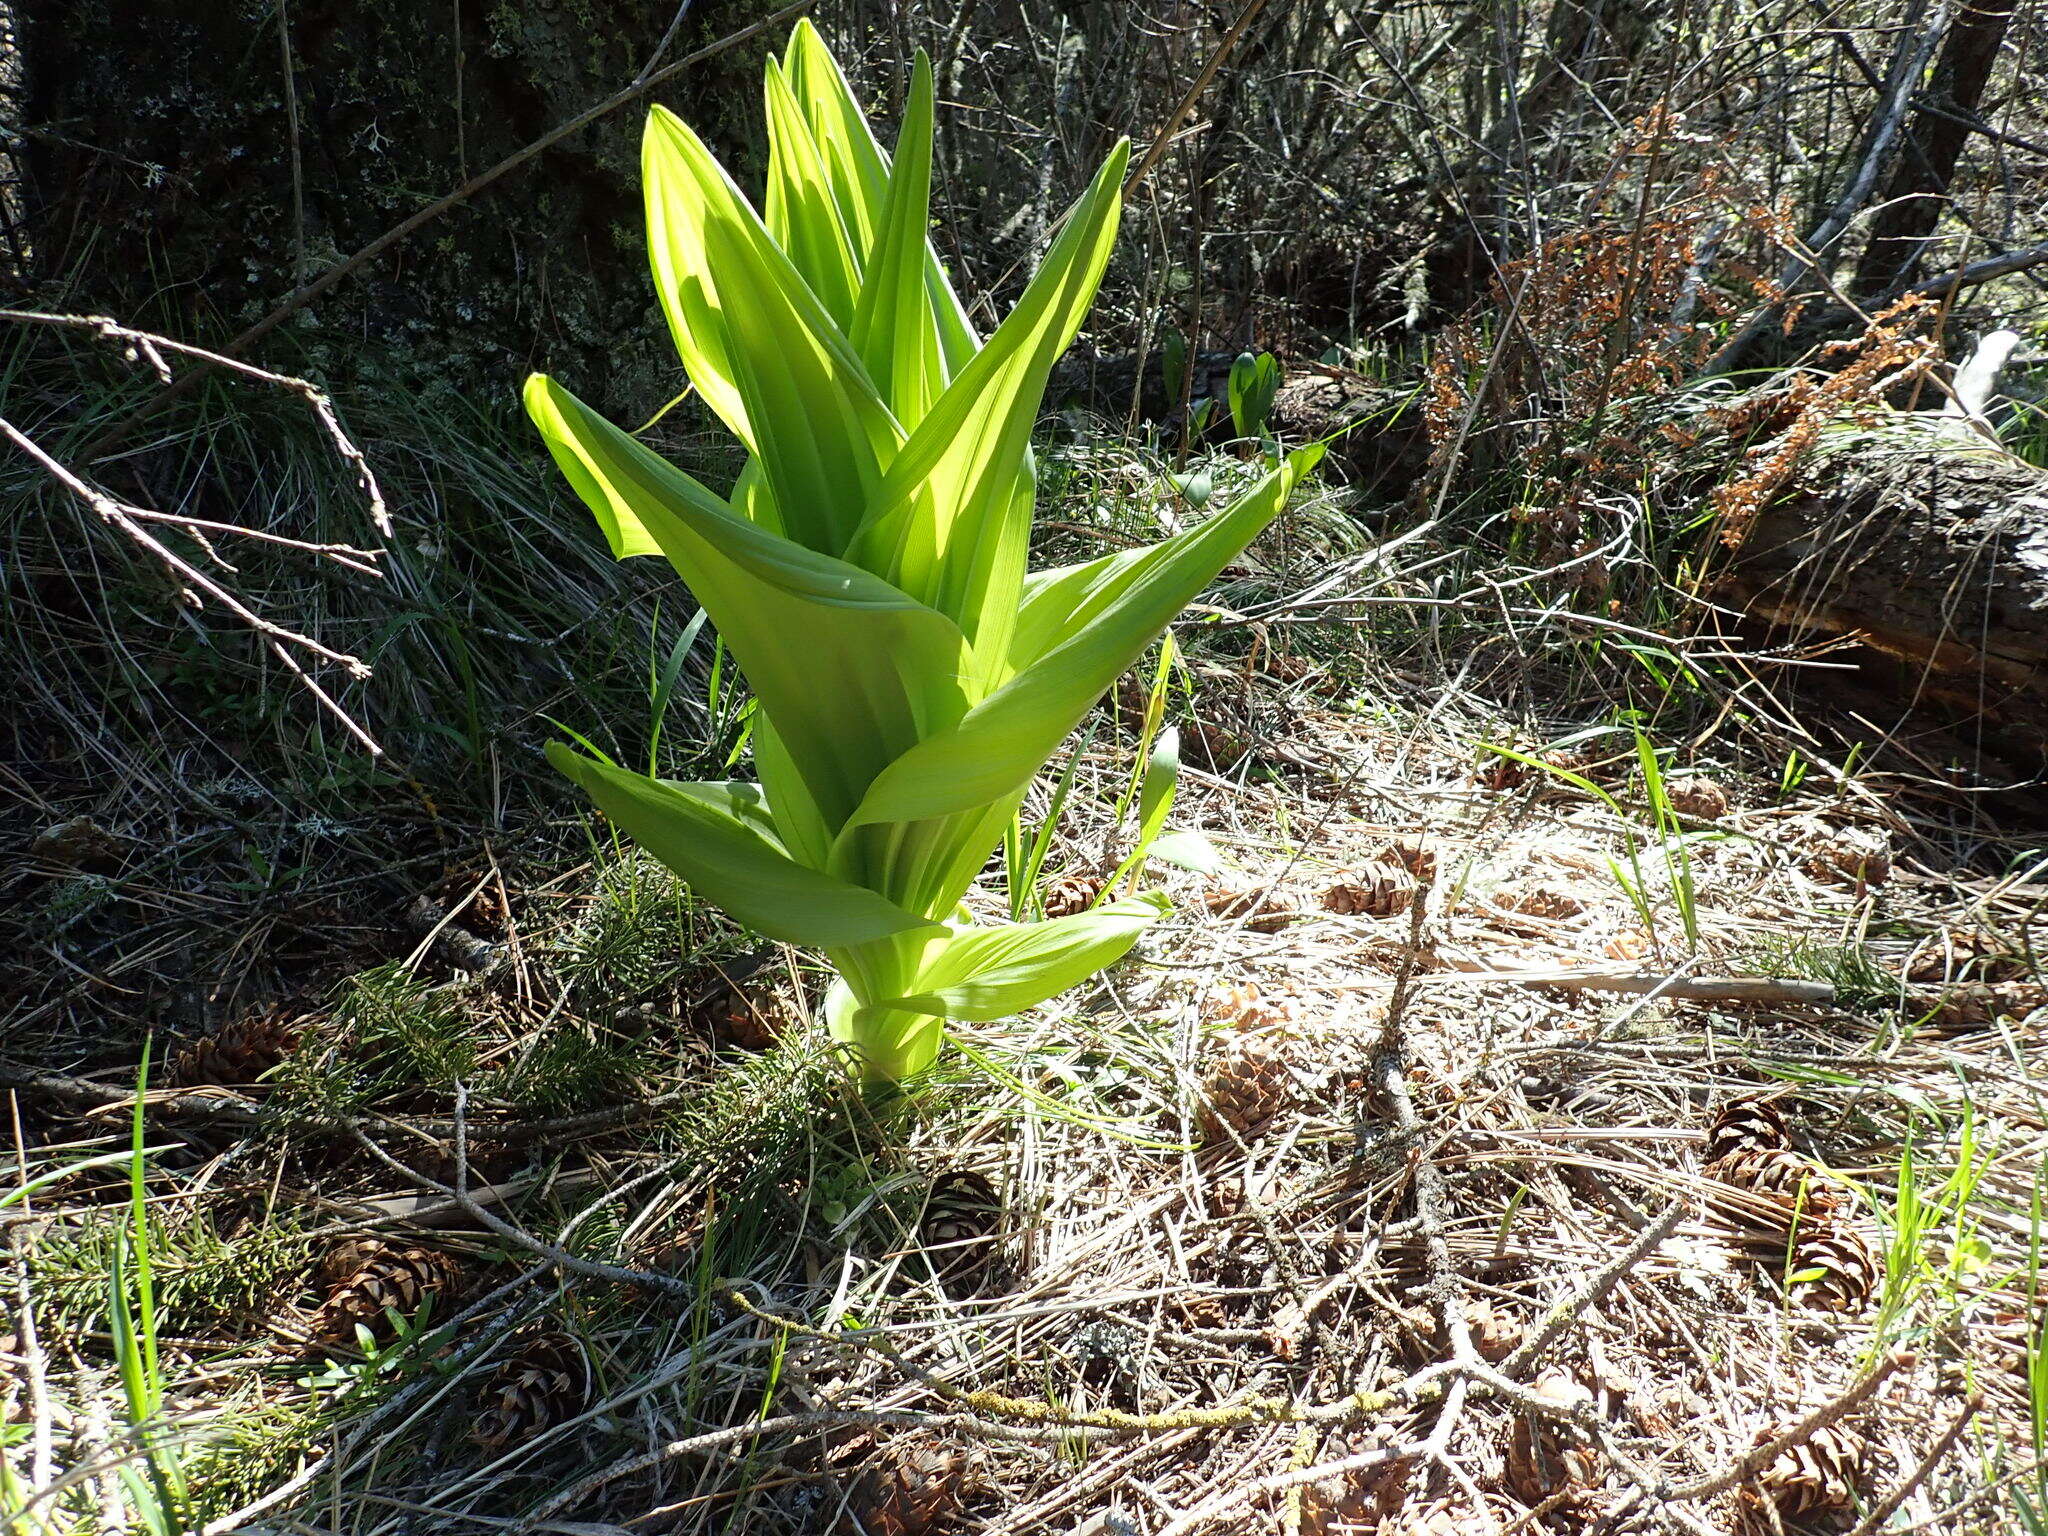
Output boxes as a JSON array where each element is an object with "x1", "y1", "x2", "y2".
[
  {"x1": 0, "y1": 1060, "x2": 692, "y2": 1145},
  {"x1": 1703, "y1": 1, "x2": 1954, "y2": 376},
  {"x1": 1122, "y1": 0, "x2": 1275, "y2": 198},
  {"x1": 718, "y1": 1282, "x2": 1406, "y2": 1434},
  {"x1": 0, "y1": 309, "x2": 389, "y2": 534},
  {"x1": 531, "y1": 1408, "x2": 1082, "y2": 1519},
  {"x1": 0, "y1": 411, "x2": 384, "y2": 754},
  {"x1": 1840, "y1": 1393, "x2": 1981, "y2": 1536},
  {"x1": 1419, "y1": 968, "x2": 1838, "y2": 1008},
  {"x1": 75, "y1": 0, "x2": 818, "y2": 462},
  {"x1": 1499, "y1": 1204, "x2": 1687, "y2": 1379},
  {"x1": 1155, "y1": 1435, "x2": 1437, "y2": 1536},
  {"x1": 1666, "y1": 1350, "x2": 1912, "y2": 1503},
  {"x1": 347, "y1": 1117, "x2": 698, "y2": 1298}
]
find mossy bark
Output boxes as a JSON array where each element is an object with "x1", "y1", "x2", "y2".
[{"x1": 14, "y1": 0, "x2": 777, "y2": 420}]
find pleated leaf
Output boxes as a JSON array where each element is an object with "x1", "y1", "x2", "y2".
[
  {"x1": 882, "y1": 895, "x2": 1169, "y2": 1021},
  {"x1": 549, "y1": 746, "x2": 939, "y2": 947},
  {"x1": 848, "y1": 51, "x2": 944, "y2": 426},
  {"x1": 763, "y1": 56, "x2": 863, "y2": 331},
  {"x1": 838, "y1": 445, "x2": 1322, "y2": 833},
  {"x1": 526, "y1": 375, "x2": 971, "y2": 840},
  {"x1": 848, "y1": 143, "x2": 1129, "y2": 664}
]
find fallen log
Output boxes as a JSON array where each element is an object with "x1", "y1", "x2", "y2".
[{"x1": 1723, "y1": 435, "x2": 2048, "y2": 767}]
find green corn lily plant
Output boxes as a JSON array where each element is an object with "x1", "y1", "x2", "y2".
[{"x1": 526, "y1": 21, "x2": 1320, "y2": 1080}]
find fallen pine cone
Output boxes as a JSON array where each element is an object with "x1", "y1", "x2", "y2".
[
  {"x1": 1788, "y1": 1225, "x2": 1882, "y2": 1313},
  {"x1": 1663, "y1": 775, "x2": 1730, "y2": 821},
  {"x1": 1490, "y1": 882, "x2": 1585, "y2": 921},
  {"x1": 1504, "y1": 1368, "x2": 1599, "y2": 1510},
  {"x1": 1322, "y1": 861, "x2": 1415, "y2": 918},
  {"x1": 166, "y1": 1008, "x2": 302, "y2": 1088},
  {"x1": 1205, "y1": 887, "x2": 1299, "y2": 933},
  {"x1": 920, "y1": 1168, "x2": 1003, "y2": 1285},
  {"x1": 1200, "y1": 1035, "x2": 1291, "y2": 1143},
  {"x1": 471, "y1": 1330, "x2": 588, "y2": 1449},
  {"x1": 845, "y1": 1440, "x2": 967, "y2": 1536},
  {"x1": 1705, "y1": 1146, "x2": 1843, "y2": 1232},
  {"x1": 1906, "y1": 928, "x2": 2030, "y2": 985},
  {"x1": 1706, "y1": 1095, "x2": 1789, "y2": 1161},
  {"x1": 1203, "y1": 981, "x2": 1294, "y2": 1029},
  {"x1": 308, "y1": 1242, "x2": 462, "y2": 1350},
  {"x1": 1910, "y1": 981, "x2": 2048, "y2": 1034},
  {"x1": 1801, "y1": 821, "x2": 1891, "y2": 888},
  {"x1": 1041, "y1": 872, "x2": 1104, "y2": 919},
  {"x1": 1735, "y1": 1422, "x2": 1861, "y2": 1531},
  {"x1": 1477, "y1": 753, "x2": 1530, "y2": 791}
]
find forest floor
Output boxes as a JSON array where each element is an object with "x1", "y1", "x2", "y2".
[{"x1": 6, "y1": 441, "x2": 2048, "y2": 1536}]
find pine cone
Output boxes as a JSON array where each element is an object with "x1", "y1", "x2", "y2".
[
  {"x1": 1199, "y1": 1036, "x2": 1291, "y2": 1143},
  {"x1": 1491, "y1": 883, "x2": 1584, "y2": 921},
  {"x1": 1504, "y1": 1368, "x2": 1599, "y2": 1509},
  {"x1": 1663, "y1": 775, "x2": 1730, "y2": 821},
  {"x1": 846, "y1": 1440, "x2": 965, "y2": 1536},
  {"x1": 920, "y1": 1169, "x2": 1002, "y2": 1283},
  {"x1": 1705, "y1": 1146, "x2": 1842, "y2": 1233},
  {"x1": 1041, "y1": 872, "x2": 1104, "y2": 919},
  {"x1": 166, "y1": 1009, "x2": 302, "y2": 1087},
  {"x1": 1706, "y1": 1095, "x2": 1789, "y2": 1161},
  {"x1": 1477, "y1": 753, "x2": 1530, "y2": 791},
  {"x1": 1299, "y1": 1427, "x2": 1411, "y2": 1535},
  {"x1": 1382, "y1": 836, "x2": 1437, "y2": 882},
  {"x1": 1205, "y1": 887, "x2": 1298, "y2": 933},
  {"x1": 1905, "y1": 928, "x2": 2029, "y2": 985},
  {"x1": 309, "y1": 1242, "x2": 461, "y2": 1349},
  {"x1": 1736, "y1": 1423, "x2": 1861, "y2": 1528},
  {"x1": 702, "y1": 984, "x2": 788, "y2": 1051},
  {"x1": 1788, "y1": 1226, "x2": 1881, "y2": 1313},
  {"x1": 1803, "y1": 823, "x2": 1891, "y2": 887},
  {"x1": 1322, "y1": 861, "x2": 1416, "y2": 917},
  {"x1": 471, "y1": 1330, "x2": 587, "y2": 1449},
  {"x1": 1912, "y1": 981, "x2": 2047, "y2": 1034}
]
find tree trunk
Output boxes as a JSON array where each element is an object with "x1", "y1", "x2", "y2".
[
  {"x1": 1850, "y1": 0, "x2": 2017, "y2": 299},
  {"x1": 10, "y1": 0, "x2": 775, "y2": 419}
]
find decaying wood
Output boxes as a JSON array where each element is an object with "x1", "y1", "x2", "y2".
[{"x1": 1723, "y1": 440, "x2": 2048, "y2": 764}]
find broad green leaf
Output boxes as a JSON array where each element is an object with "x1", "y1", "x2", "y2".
[
  {"x1": 550, "y1": 745, "x2": 941, "y2": 947},
  {"x1": 883, "y1": 894, "x2": 1169, "y2": 1021},
  {"x1": 840, "y1": 445, "x2": 1321, "y2": 830},
  {"x1": 848, "y1": 51, "x2": 943, "y2": 426},
  {"x1": 782, "y1": 18, "x2": 977, "y2": 372},
  {"x1": 644, "y1": 107, "x2": 900, "y2": 555},
  {"x1": 1149, "y1": 828, "x2": 1225, "y2": 873},
  {"x1": 848, "y1": 141, "x2": 1130, "y2": 668},
  {"x1": 764, "y1": 56, "x2": 863, "y2": 330},
  {"x1": 527, "y1": 375, "x2": 971, "y2": 835}
]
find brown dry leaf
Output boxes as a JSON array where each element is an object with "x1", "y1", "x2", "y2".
[
  {"x1": 1382, "y1": 835, "x2": 1438, "y2": 882},
  {"x1": 1322, "y1": 860, "x2": 1417, "y2": 918},
  {"x1": 1298, "y1": 1427, "x2": 1411, "y2": 1536},
  {"x1": 1204, "y1": 981, "x2": 1294, "y2": 1030}
]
